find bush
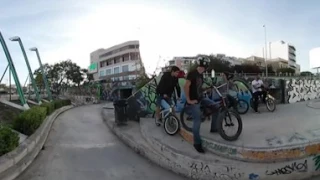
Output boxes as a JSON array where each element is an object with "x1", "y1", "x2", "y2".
[
  {"x1": 13, "y1": 107, "x2": 47, "y2": 136},
  {"x1": 41, "y1": 102, "x2": 54, "y2": 115},
  {"x1": 52, "y1": 99, "x2": 71, "y2": 109},
  {"x1": 0, "y1": 127, "x2": 19, "y2": 156}
]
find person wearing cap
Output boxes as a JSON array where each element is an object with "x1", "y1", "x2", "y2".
[
  {"x1": 184, "y1": 56, "x2": 219, "y2": 153},
  {"x1": 155, "y1": 66, "x2": 181, "y2": 125}
]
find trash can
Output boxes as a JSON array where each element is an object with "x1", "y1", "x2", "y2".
[{"x1": 113, "y1": 99, "x2": 128, "y2": 125}]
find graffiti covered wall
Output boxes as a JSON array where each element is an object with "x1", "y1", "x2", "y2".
[
  {"x1": 126, "y1": 75, "x2": 252, "y2": 119},
  {"x1": 286, "y1": 79, "x2": 320, "y2": 104}
]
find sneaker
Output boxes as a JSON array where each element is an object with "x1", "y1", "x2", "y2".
[
  {"x1": 254, "y1": 111, "x2": 261, "y2": 114},
  {"x1": 155, "y1": 118, "x2": 162, "y2": 126},
  {"x1": 193, "y1": 144, "x2": 205, "y2": 153},
  {"x1": 210, "y1": 129, "x2": 218, "y2": 133}
]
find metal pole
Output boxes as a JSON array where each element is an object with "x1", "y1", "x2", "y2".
[
  {"x1": 0, "y1": 64, "x2": 8, "y2": 83},
  {"x1": 9, "y1": 67, "x2": 11, "y2": 101},
  {"x1": 0, "y1": 32, "x2": 29, "y2": 109},
  {"x1": 16, "y1": 39, "x2": 41, "y2": 104},
  {"x1": 34, "y1": 48, "x2": 52, "y2": 101},
  {"x1": 263, "y1": 25, "x2": 268, "y2": 78}
]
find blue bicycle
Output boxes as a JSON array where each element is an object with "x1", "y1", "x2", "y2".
[{"x1": 155, "y1": 98, "x2": 180, "y2": 135}]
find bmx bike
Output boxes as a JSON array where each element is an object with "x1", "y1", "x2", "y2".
[
  {"x1": 180, "y1": 84, "x2": 243, "y2": 141},
  {"x1": 250, "y1": 88, "x2": 276, "y2": 112},
  {"x1": 155, "y1": 98, "x2": 180, "y2": 136}
]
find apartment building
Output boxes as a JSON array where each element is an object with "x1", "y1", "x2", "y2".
[
  {"x1": 163, "y1": 56, "x2": 196, "y2": 72},
  {"x1": 88, "y1": 40, "x2": 144, "y2": 99},
  {"x1": 254, "y1": 40, "x2": 297, "y2": 70}
]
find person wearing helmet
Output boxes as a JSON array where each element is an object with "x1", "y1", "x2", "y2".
[
  {"x1": 184, "y1": 56, "x2": 218, "y2": 153},
  {"x1": 155, "y1": 66, "x2": 181, "y2": 125}
]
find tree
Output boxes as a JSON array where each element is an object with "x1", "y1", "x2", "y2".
[
  {"x1": 300, "y1": 71, "x2": 313, "y2": 77},
  {"x1": 207, "y1": 55, "x2": 232, "y2": 73},
  {"x1": 232, "y1": 64, "x2": 262, "y2": 74},
  {"x1": 277, "y1": 68, "x2": 295, "y2": 74}
]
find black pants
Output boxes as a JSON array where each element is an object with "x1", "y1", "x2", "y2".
[
  {"x1": 227, "y1": 94, "x2": 237, "y2": 110},
  {"x1": 252, "y1": 91, "x2": 267, "y2": 112}
]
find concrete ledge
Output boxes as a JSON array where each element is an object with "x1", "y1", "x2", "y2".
[
  {"x1": 179, "y1": 127, "x2": 320, "y2": 163},
  {"x1": 0, "y1": 105, "x2": 74, "y2": 180},
  {"x1": 103, "y1": 109, "x2": 320, "y2": 180}
]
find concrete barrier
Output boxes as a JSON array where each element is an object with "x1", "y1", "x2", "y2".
[
  {"x1": 0, "y1": 105, "x2": 74, "y2": 180},
  {"x1": 103, "y1": 109, "x2": 320, "y2": 180}
]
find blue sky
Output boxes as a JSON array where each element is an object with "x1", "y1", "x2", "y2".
[{"x1": 0, "y1": 0, "x2": 319, "y2": 85}]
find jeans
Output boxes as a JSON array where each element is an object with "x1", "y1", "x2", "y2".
[
  {"x1": 252, "y1": 91, "x2": 267, "y2": 112},
  {"x1": 186, "y1": 98, "x2": 220, "y2": 145}
]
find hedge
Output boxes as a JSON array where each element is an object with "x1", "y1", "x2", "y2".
[
  {"x1": 13, "y1": 99, "x2": 72, "y2": 136},
  {"x1": 13, "y1": 107, "x2": 47, "y2": 136},
  {"x1": 0, "y1": 126, "x2": 19, "y2": 156},
  {"x1": 0, "y1": 99, "x2": 71, "y2": 157}
]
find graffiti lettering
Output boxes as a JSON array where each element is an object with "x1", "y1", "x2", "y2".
[
  {"x1": 287, "y1": 79, "x2": 320, "y2": 104},
  {"x1": 265, "y1": 136, "x2": 283, "y2": 146},
  {"x1": 202, "y1": 140, "x2": 237, "y2": 155},
  {"x1": 288, "y1": 132, "x2": 307, "y2": 143},
  {"x1": 313, "y1": 155, "x2": 320, "y2": 171},
  {"x1": 265, "y1": 160, "x2": 308, "y2": 175},
  {"x1": 190, "y1": 162, "x2": 211, "y2": 180},
  {"x1": 249, "y1": 173, "x2": 260, "y2": 180},
  {"x1": 213, "y1": 172, "x2": 243, "y2": 180}
]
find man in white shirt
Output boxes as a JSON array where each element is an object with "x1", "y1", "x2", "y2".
[{"x1": 251, "y1": 74, "x2": 266, "y2": 113}]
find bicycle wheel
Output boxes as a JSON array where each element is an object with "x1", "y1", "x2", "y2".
[
  {"x1": 164, "y1": 114, "x2": 180, "y2": 135},
  {"x1": 180, "y1": 107, "x2": 193, "y2": 132},
  {"x1": 266, "y1": 98, "x2": 276, "y2": 112},
  {"x1": 236, "y1": 99, "x2": 249, "y2": 114},
  {"x1": 217, "y1": 109, "x2": 242, "y2": 141}
]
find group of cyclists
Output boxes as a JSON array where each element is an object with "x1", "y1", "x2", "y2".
[{"x1": 155, "y1": 56, "x2": 267, "y2": 153}]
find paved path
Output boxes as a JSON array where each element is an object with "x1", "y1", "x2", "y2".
[
  {"x1": 16, "y1": 105, "x2": 185, "y2": 180},
  {"x1": 197, "y1": 101, "x2": 320, "y2": 148}
]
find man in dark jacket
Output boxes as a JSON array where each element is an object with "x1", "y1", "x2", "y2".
[{"x1": 155, "y1": 66, "x2": 181, "y2": 124}]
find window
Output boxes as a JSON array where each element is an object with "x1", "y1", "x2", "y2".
[
  {"x1": 99, "y1": 70, "x2": 105, "y2": 77},
  {"x1": 169, "y1": 60, "x2": 175, "y2": 65},
  {"x1": 114, "y1": 67, "x2": 120, "y2": 74},
  {"x1": 123, "y1": 76, "x2": 129, "y2": 80},
  {"x1": 123, "y1": 54, "x2": 129, "y2": 61},
  {"x1": 122, "y1": 65, "x2": 129, "y2": 72},
  {"x1": 106, "y1": 69, "x2": 112, "y2": 75}
]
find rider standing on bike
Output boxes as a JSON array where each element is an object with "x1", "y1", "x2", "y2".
[
  {"x1": 184, "y1": 56, "x2": 218, "y2": 153},
  {"x1": 252, "y1": 74, "x2": 267, "y2": 113},
  {"x1": 155, "y1": 66, "x2": 181, "y2": 124}
]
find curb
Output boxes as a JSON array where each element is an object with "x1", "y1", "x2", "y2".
[
  {"x1": 0, "y1": 105, "x2": 74, "y2": 180},
  {"x1": 179, "y1": 127, "x2": 320, "y2": 163}
]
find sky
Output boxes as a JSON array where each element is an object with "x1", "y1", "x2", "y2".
[{"x1": 0, "y1": 0, "x2": 319, "y2": 85}]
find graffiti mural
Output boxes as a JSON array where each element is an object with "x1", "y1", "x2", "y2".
[
  {"x1": 286, "y1": 79, "x2": 320, "y2": 104},
  {"x1": 126, "y1": 74, "x2": 252, "y2": 120}
]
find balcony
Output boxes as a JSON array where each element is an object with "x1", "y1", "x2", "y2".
[
  {"x1": 289, "y1": 45, "x2": 296, "y2": 51},
  {"x1": 289, "y1": 58, "x2": 296, "y2": 63},
  {"x1": 99, "y1": 70, "x2": 140, "y2": 80}
]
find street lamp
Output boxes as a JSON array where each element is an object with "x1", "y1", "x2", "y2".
[
  {"x1": 263, "y1": 25, "x2": 268, "y2": 78},
  {"x1": 9, "y1": 36, "x2": 42, "y2": 104},
  {"x1": 30, "y1": 47, "x2": 52, "y2": 101}
]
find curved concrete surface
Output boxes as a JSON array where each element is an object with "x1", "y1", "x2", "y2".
[
  {"x1": 179, "y1": 102, "x2": 320, "y2": 162},
  {"x1": 15, "y1": 105, "x2": 184, "y2": 180},
  {"x1": 138, "y1": 117, "x2": 320, "y2": 180}
]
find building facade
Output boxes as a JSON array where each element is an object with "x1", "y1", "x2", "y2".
[
  {"x1": 254, "y1": 40, "x2": 298, "y2": 70},
  {"x1": 88, "y1": 41, "x2": 144, "y2": 99},
  {"x1": 163, "y1": 56, "x2": 196, "y2": 72}
]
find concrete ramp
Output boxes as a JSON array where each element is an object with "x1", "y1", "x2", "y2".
[
  {"x1": 103, "y1": 108, "x2": 320, "y2": 180},
  {"x1": 0, "y1": 99, "x2": 25, "y2": 111}
]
